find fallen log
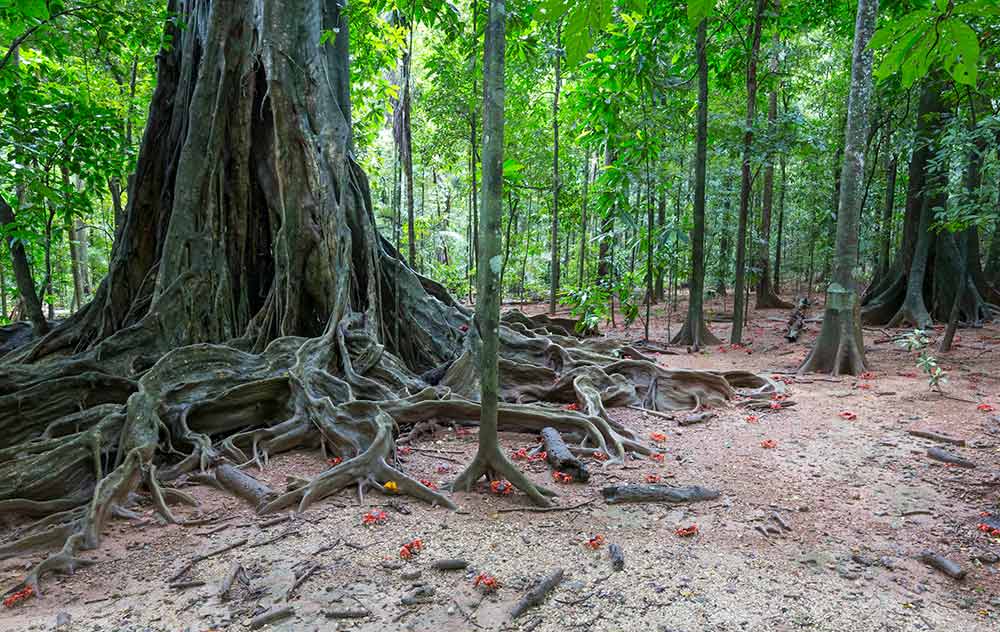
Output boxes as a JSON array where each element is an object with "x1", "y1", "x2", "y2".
[
  {"x1": 907, "y1": 430, "x2": 966, "y2": 447},
  {"x1": 249, "y1": 606, "x2": 294, "y2": 629},
  {"x1": 679, "y1": 411, "x2": 716, "y2": 426},
  {"x1": 542, "y1": 427, "x2": 589, "y2": 482},
  {"x1": 601, "y1": 484, "x2": 720, "y2": 505},
  {"x1": 511, "y1": 569, "x2": 565, "y2": 619},
  {"x1": 919, "y1": 552, "x2": 966, "y2": 579},
  {"x1": 215, "y1": 462, "x2": 277, "y2": 510},
  {"x1": 324, "y1": 609, "x2": 370, "y2": 619},
  {"x1": 608, "y1": 543, "x2": 625, "y2": 571},
  {"x1": 927, "y1": 447, "x2": 975, "y2": 468},
  {"x1": 431, "y1": 559, "x2": 469, "y2": 571}
]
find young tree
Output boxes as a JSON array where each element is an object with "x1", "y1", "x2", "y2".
[
  {"x1": 454, "y1": 0, "x2": 553, "y2": 504},
  {"x1": 755, "y1": 4, "x2": 792, "y2": 310},
  {"x1": 799, "y1": 0, "x2": 879, "y2": 375},
  {"x1": 730, "y1": 0, "x2": 767, "y2": 344},
  {"x1": 672, "y1": 6, "x2": 720, "y2": 349},
  {"x1": 549, "y1": 22, "x2": 562, "y2": 315}
]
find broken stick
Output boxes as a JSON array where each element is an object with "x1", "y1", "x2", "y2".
[{"x1": 511, "y1": 569, "x2": 565, "y2": 619}]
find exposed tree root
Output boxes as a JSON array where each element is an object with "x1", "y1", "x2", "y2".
[{"x1": 0, "y1": 307, "x2": 776, "y2": 595}]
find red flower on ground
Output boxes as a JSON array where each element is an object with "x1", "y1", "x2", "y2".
[
  {"x1": 592, "y1": 451, "x2": 609, "y2": 462},
  {"x1": 860, "y1": 371, "x2": 877, "y2": 380},
  {"x1": 761, "y1": 439, "x2": 778, "y2": 449},
  {"x1": 552, "y1": 471, "x2": 574, "y2": 484},
  {"x1": 511, "y1": 448, "x2": 530, "y2": 460},
  {"x1": 419, "y1": 479, "x2": 437, "y2": 490},
  {"x1": 745, "y1": 414, "x2": 759, "y2": 423},
  {"x1": 435, "y1": 464, "x2": 450, "y2": 474},
  {"x1": 327, "y1": 457, "x2": 343, "y2": 467},
  {"x1": 650, "y1": 453, "x2": 665, "y2": 463},
  {"x1": 839, "y1": 411, "x2": 858, "y2": 420},
  {"x1": 649, "y1": 432, "x2": 667, "y2": 443},
  {"x1": 977, "y1": 403, "x2": 995, "y2": 413},
  {"x1": 675, "y1": 525, "x2": 699, "y2": 537},
  {"x1": 490, "y1": 480, "x2": 514, "y2": 495},
  {"x1": 646, "y1": 474, "x2": 661, "y2": 483},
  {"x1": 977, "y1": 524, "x2": 1000, "y2": 537},
  {"x1": 563, "y1": 402, "x2": 580, "y2": 411},
  {"x1": 584, "y1": 534, "x2": 606, "y2": 550},
  {"x1": 474, "y1": 573, "x2": 500, "y2": 593},
  {"x1": 769, "y1": 401, "x2": 782, "y2": 410},
  {"x1": 362, "y1": 510, "x2": 388, "y2": 526},
  {"x1": 397, "y1": 446, "x2": 413, "y2": 456},
  {"x1": 2, "y1": 586, "x2": 33, "y2": 609}
]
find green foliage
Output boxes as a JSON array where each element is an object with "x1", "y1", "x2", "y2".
[
  {"x1": 896, "y1": 329, "x2": 948, "y2": 391},
  {"x1": 870, "y1": 1, "x2": 995, "y2": 87}
]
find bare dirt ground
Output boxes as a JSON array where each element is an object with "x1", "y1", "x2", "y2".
[{"x1": 2, "y1": 292, "x2": 998, "y2": 631}]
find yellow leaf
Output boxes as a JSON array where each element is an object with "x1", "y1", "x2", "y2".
[{"x1": 384, "y1": 481, "x2": 398, "y2": 492}]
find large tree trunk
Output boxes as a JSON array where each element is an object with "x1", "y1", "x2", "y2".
[
  {"x1": 861, "y1": 82, "x2": 992, "y2": 327},
  {"x1": 799, "y1": 0, "x2": 877, "y2": 375},
  {"x1": 730, "y1": 0, "x2": 766, "y2": 343},
  {"x1": 673, "y1": 20, "x2": 720, "y2": 349}
]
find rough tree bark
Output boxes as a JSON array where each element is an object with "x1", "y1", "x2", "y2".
[
  {"x1": 0, "y1": 192, "x2": 47, "y2": 337},
  {"x1": 731, "y1": 0, "x2": 767, "y2": 343},
  {"x1": 755, "y1": 9, "x2": 792, "y2": 310},
  {"x1": 0, "y1": 0, "x2": 781, "y2": 597},
  {"x1": 672, "y1": 19, "x2": 720, "y2": 349},
  {"x1": 799, "y1": 0, "x2": 877, "y2": 375},
  {"x1": 862, "y1": 83, "x2": 995, "y2": 327}
]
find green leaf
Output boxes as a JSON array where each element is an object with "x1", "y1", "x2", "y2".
[
  {"x1": 953, "y1": 1, "x2": 1000, "y2": 16},
  {"x1": 939, "y1": 19, "x2": 980, "y2": 86},
  {"x1": 687, "y1": 0, "x2": 713, "y2": 28}
]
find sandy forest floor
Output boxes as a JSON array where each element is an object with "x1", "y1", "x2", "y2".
[{"x1": 1, "y1": 292, "x2": 998, "y2": 632}]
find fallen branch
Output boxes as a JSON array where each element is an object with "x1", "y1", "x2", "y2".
[
  {"x1": 218, "y1": 562, "x2": 245, "y2": 601},
  {"x1": 907, "y1": 430, "x2": 966, "y2": 447},
  {"x1": 496, "y1": 499, "x2": 595, "y2": 514},
  {"x1": 249, "y1": 605, "x2": 294, "y2": 629},
  {"x1": 169, "y1": 538, "x2": 248, "y2": 582},
  {"x1": 627, "y1": 406, "x2": 675, "y2": 421},
  {"x1": 926, "y1": 447, "x2": 975, "y2": 468},
  {"x1": 431, "y1": 559, "x2": 469, "y2": 571},
  {"x1": 285, "y1": 562, "x2": 321, "y2": 600},
  {"x1": 678, "y1": 411, "x2": 716, "y2": 426},
  {"x1": 919, "y1": 552, "x2": 966, "y2": 579},
  {"x1": 511, "y1": 569, "x2": 564, "y2": 619},
  {"x1": 601, "y1": 484, "x2": 720, "y2": 505}
]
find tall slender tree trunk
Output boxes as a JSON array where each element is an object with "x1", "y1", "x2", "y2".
[
  {"x1": 453, "y1": 0, "x2": 551, "y2": 505},
  {"x1": 756, "y1": 9, "x2": 791, "y2": 310},
  {"x1": 731, "y1": 0, "x2": 766, "y2": 343},
  {"x1": 673, "y1": 19, "x2": 720, "y2": 348},
  {"x1": 655, "y1": 192, "x2": 666, "y2": 300},
  {"x1": 773, "y1": 156, "x2": 786, "y2": 291},
  {"x1": 597, "y1": 140, "x2": 614, "y2": 285},
  {"x1": 577, "y1": 150, "x2": 590, "y2": 287},
  {"x1": 400, "y1": 20, "x2": 417, "y2": 271},
  {"x1": 549, "y1": 22, "x2": 562, "y2": 314},
  {"x1": 799, "y1": 0, "x2": 878, "y2": 375},
  {"x1": 876, "y1": 149, "x2": 897, "y2": 281}
]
